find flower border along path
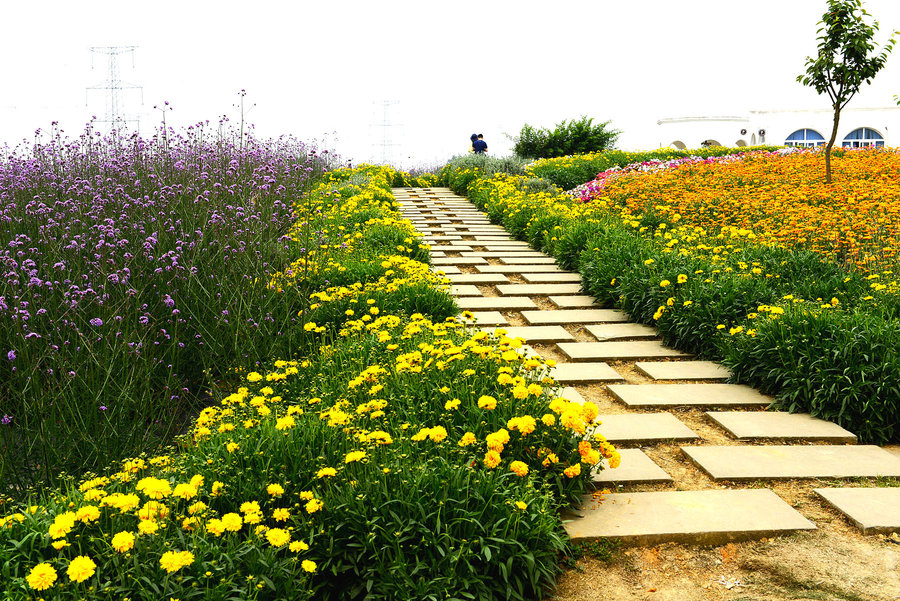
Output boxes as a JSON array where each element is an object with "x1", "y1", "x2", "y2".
[
  {"x1": 395, "y1": 185, "x2": 900, "y2": 545},
  {"x1": 0, "y1": 165, "x2": 616, "y2": 601}
]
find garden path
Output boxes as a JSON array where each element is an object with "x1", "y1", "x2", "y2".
[{"x1": 393, "y1": 186, "x2": 900, "y2": 545}]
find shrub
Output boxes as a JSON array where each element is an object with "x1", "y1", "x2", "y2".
[{"x1": 512, "y1": 116, "x2": 620, "y2": 159}]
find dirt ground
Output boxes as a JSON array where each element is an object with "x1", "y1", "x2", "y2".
[{"x1": 552, "y1": 528, "x2": 900, "y2": 601}]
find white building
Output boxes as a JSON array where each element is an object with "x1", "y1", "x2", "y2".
[{"x1": 658, "y1": 107, "x2": 900, "y2": 149}]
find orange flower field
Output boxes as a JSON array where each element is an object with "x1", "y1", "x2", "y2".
[{"x1": 588, "y1": 148, "x2": 900, "y2": 270}]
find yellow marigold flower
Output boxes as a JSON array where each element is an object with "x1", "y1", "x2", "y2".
[
  {"x1": 266, "y1": 528, "x2": 291, "y2": 547},
  {"x1": 247, "y1": 371, "x2": 263, "y2": 382},
  {"x1": 477, "y1": 395, "x2": 497, "y2": 410},
  {"x1": 272, "y1": 508, "x2": 290, "y2": 522},
  {"x1": 429, "y1": 426, "x2": 448, "y2": 443},
  {"x1": 542, "y1": 452, "x2": 559, "y2": 467},
  {"x1": 345, "y1": 450, "x2": 366, "y2": 463},
  {"x1": 276, "y1": 415, "x2": 295, "y2": 430},
  {"x1": 135, "y1": 477, "x2": 172, "y2": 499},
  {"x1": 563, "y1": 464, "x2": 582, "y2": 478},
  {"x1": 485, "y1": 429, "x2": 510, "y2": 451},
  {"x1": 159, "y1": 550, "x2": 194, "y2": 574},
  {"x1": 172, "y1": 483, "x2": 198, "y2": 500},
  {"x1": 302, "y1": 559, "x2": 317, "y2": 573},
  {"x1": 211, "y1": 481, "x2": 225, "y2": 496},
  {"x1": 66, "y1": 555, "x2": 96, "y2": 583},
  {"x1": 541, "y1": 413, "x2": 556, "y2": 426},
  {"x1": 677, "y1": 274, "x2": 688, "y2": 284},
  {"x1": 206, "y1": 518, "x2": 225, "y2": 537},
  {"x1": 226, "y1": 442, "x2": 240, "y2": 453},
  {"x1": 515, "y1": 501, "x2": 528, "y2": 511},
  {"x1": 510, "y1": 461, "x2": 529, "y2": 477},
  {"x1": 660, "y1": 280, "x2": 670, "y2": 287},
  {"x1": 221, "y1": 512, "x2": 243, "y2": 532},
  {"x1": 444, "y1": 398, "x2": 461, "y2": 410},
  {"x1": 560, "y1": 411, "x2": 586, "y2": 434},
  {"x1": 512, "y1": 385, "x2": 528, "y2": 400},
  {"x1": 305, "y1": 499, "x2": 324, "y2": 514},
  {"x1": 111, "y1": 531, "x2": 135, "y2": 553},
  {"x1": 458, "y1": 432, "x2": 477, "y2": 446},
  {"x1": 52, "y1": 540, "x2": 69, "y2": 550},
  {"x1": 299, "y1": 490, "x2": 314, "y2": 500},
  {"x1": 188, "y1": 501, "x2": 207, "y2": 515},
  {"x1": 137, "y1": 520, "x2": 159, "y2": 535},
  {"x1": 316, "y1": 467, "x2": 337, "y2": 478},
  {"x1": 240, "y1": 501, "x2": 261, "y2": 515},
  {"x1": 411, "y1": 427, "x2": 430, "y2": 441},
  {"x1": 83, "y1": 489, "x2": 106, "y2": 502},
  {"x1": 267, "y1": 484, "x2": 285, "y2": 496},
  {"x1": 548, "y1": 398, "x2": 567, "y2": 414},
  {"x1": 609, "y1": 451, "x2": 622, "y2": 469},
  {"x1": 483, "y1": 450, "x2": 502, "y2": 469},
  {"x1": 75, "y1": 505, "x2": 100, "y2": 523},
  {"x1": 290, "y1": 540, "x2": 310, "y2": 552},
  {"x1": 526, "y1": 383, "x2": 542, "y2": 396},
  {"x1": 581, "y1": 402, "x2": 599, "y2": 423},
  {"x1": 26, "y1": 563, "x2": 57, "y2": 591}
]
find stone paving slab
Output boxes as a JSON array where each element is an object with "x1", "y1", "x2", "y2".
[
  {"x1": 550, "y1": 295, "x2": 601, "y2": 308},
  {"x1": 814, "y1": 488, "x2": 900, "y2": 534},
  {"x1": 559, "y1": 341, "x2": 690, "y2": 361},
  {"x1": 560, "y1": 387, "x2": 587, "y2": 405},
  {"x1": 427, "y1": 244, "x2": 474, "y2": 252},
  {"x1": 460, "y1": 311, "x2": 507, "y2": 325},
  {"x1": 497, "y1": 283, "x2": 584, "y2": 296},
  {"x1": 585, "y1": 323, "x2": 659, "y2": 341},
  {"x1": 480, "y1": 241, "x2": 533, "y2": 248},
  {"x1": 476, "y1": 265, "x2": 564, "y2": 274},
  {"x1": 431, "y1": 257, "x2": 488, "y2": 265},
  {"x1": 549, "y1": 362, "x2": 625, "y2": 383},
  {"x1": 500, "y1": 256, "x2": 559, "y2": 265},
  {"x1": 445, "y1": 273, "x2": 511, "y2": 285},
  {"x1": 484, "y1": 325, "x2": 575, "y2": 343},
  {"x1": 608, "y1": 383, "x2": 773, "y2": 408},
  {"x1": 456, "y1": 297, "x2": 538, "y2": 311},
  {"x1": 592, "y1": 449, "x2": 674, "y2": 485},
  {"x1": 423, "y1": 235, "x2": 463, "y2": 242},
  {"x1": 461, "y1": 251, "x2": 546, "y2": 258},
  {"x1": 595, "y1": 412, "x2": 700, "y2": 444},
  {"x1": 682, "y1": 445, "x2": 900, "y2": 480},
  {"x1": 431, "y1": 251, "x2": 446, "y2": 257},
  {"x1": 705, "y1": 411, "x2": 858, "y2": 443},
  {"x1": 565, "y1": 489, "x2": 816, "y2": 545},
  {"x1": 635, "y1": 361, "x2": 731, "y2": 381},
  {"x1": 522, "y1": 272, "x2": 583, "y2": 283},
  {"x1": 522, "y1": 309, "x2": 629, "y2": 324},
  {"x1": 430, "y1": 266, "x2": 461, "y2": 274},
  {"x1": 448, "y1": 285, "x2": 483, "y2": 297}
]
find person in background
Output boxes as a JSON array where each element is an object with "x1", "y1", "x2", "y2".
[
  {"x1": 472, "y1": 134, "x2": 488, "y2": 154},
  {"x1": 469, "y1": 133, "x2": 478, "y2": 153}
]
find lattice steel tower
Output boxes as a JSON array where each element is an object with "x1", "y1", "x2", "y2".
[
  {"x1": 86, "y1": 46, "x2": 143, "y2": 132},
  {"x1": 371, "y1": 100, "x2": 400, "y2": 165}
]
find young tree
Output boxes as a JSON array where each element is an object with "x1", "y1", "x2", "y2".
[{"x1": 797, "y1": 0, "x2": 895, "y2": 183}]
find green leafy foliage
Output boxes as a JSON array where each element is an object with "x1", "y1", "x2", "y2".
[{"x1": 512, "y1": 117, "x2": 620, "y2": 159}]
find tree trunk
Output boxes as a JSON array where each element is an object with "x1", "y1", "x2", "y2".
[{"x1": 825, "y1": 104, "x2": 841, "y2": 184}]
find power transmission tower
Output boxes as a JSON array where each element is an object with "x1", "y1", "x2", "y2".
[
  {"x1": 86, "y1": 46, "x2": 143, "y2": 133},
  {"x1": 371, "y1": 100, "x2": 400, "y2": 165}
]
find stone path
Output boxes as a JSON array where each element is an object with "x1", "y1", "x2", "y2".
[{"x1": 393, "y1": 187, "x2": 900, "y2": 544}]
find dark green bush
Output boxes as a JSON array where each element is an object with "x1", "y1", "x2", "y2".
[{"x1": 512, "y1": 116, "x2": 620, "y2": 159}]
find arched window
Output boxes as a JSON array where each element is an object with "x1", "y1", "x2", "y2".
[
  {"x1": 785, "y1": 129, "x2": 825, "y2": 148},
  {"x1": 670, "y1": 140, "x2": 686, "y2": 150},
  {"x1": 735, "y1": 140, "x2": 747, "y2": 147},
  {"x1": 842, "y1": 127, "x2": 884, "y2": 148}
]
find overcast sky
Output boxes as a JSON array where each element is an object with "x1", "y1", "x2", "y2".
[{"x1": 3, "y1": 0, "x2": 899, "y2": 167}]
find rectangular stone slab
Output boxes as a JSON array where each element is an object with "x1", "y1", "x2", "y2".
[
  {"x1": 635, "y1": 361, "x2": 731, "y2": 381},
  {"x1": 497, "y1": 284, "x2": 584, "y2": 296},
  {"x1": 522, "y1": 309, "x2": 629, "y2": 325},
  {"x1": 586, "y1": 323, "x2": 660, "y2": 341},
  {"x1": 461, "y1": 251, "x2": 546, "y2": 258},
  {"x1": 549, "y1": 362, "x2": 624, "y2": 384},
  {"x1": 459, "y1": 311, "x2": 507, "y2": 326},
  {"x1": 476, "y1": 265, "x2": 564, "y2": 274},
  {"x1": 683, "y1": 445, "x2": 900, "y2": 480},
  {"x1": 480, "y1": 241, "x2": 532, "y2": 248},
  {"x1": 423, "y1": 235, "x2": 463, "y2": 241},
  {"x1": 595, "y1": 412, "x2": 700, "y2": 444},
  {"x1": 522, "y1": 272, "x2": 583, "y2": 283},
  {"x1": 483, "y1": 325, "x2": 575, "y2": 343},
  {"x1": 559, "y1": 341, "x2": 690, "y2": 361},
  {"x1": 564, "y1": 489, "x2": 816, "y2": 545},
  {"x1": 430, "y1": 266, "x2": 461, "y2": 275},
  {"x1": 705, "y1": 411, "x2": 858, "y2": 443},
  {"x1": 500, "y1": 257, "x2": 558, "y2": 265},
  {"x1": 550, "y1": 295, "x2": 601, "y2": 308},
  {"x1": 814, "y1": 488, "x2": 900, "y2": 534},
  {"x1": 427, "y1": 244, "x2": 474, "y2": 252},
  {"x1": 608, "y1": 383, "x2": 772, "y2": 408},
  {"x1": 560, "y1": 386, "x2": 587, "y2": 405},
  {"x1": 592, "y1": 449, "x2": 674, "y2": 485},
  {"x1": 445, "y1": 273, "x2": 510, "y2": 285},
  {"x1": 448, "y1": 285, "x2": 483, "y2": 297},
  {"x1": 431, "y1": 257, "x2": 488, "y2": 265},
  {"x1": 456, "y1": 297, "x2": 538, "y2": 310}
]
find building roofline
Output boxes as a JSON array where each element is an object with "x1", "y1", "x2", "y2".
[{"x1": 657, "y1": 116, "x2": 748, "y2": 125}]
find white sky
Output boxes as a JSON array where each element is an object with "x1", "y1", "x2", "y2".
[{"x1": 2, "y1": 0, "x2": 899, "y2": 167}]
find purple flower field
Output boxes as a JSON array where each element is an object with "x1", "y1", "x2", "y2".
[{"x1": 0, "y1": 123, "x2": 328, "y2": 490}]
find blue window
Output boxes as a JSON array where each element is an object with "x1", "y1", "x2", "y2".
[
  {"x1": 842, "y1": 128, "x2": 884, "y2": 148},
  {"x1": 785, "y1": 129, "x2": 825, "y2": 147}
]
